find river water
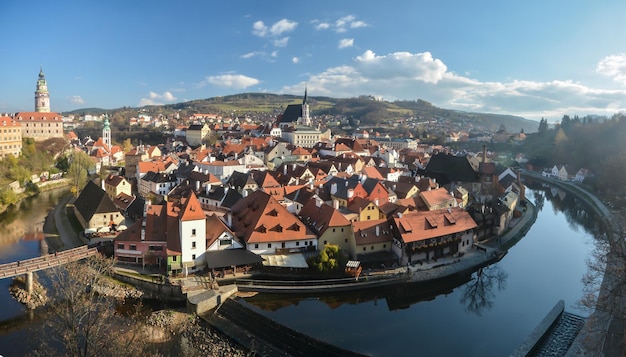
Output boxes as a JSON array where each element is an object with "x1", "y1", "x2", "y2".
[
  {"x1": 0, "y1": 184, "x2": 603, "y2": 356},
  {"x1": 0, "y1": 187, "x2": 70, "y2": 355},
  {"x1": 240, "y1": 185, "x2": 601, "y2": 357}
]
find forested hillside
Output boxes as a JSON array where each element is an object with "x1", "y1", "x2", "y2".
[{"x1": 521, "y1": 114, "x2": 626, "y2": 196}]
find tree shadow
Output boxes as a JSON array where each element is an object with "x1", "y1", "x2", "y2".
[{"x1": 460, "y1": 264, "x2": 508, "y2": 316}]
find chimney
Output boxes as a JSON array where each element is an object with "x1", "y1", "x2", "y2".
[
  {"x1": 376, "y1": 225, "x2": 380, "y2": 236},
  {"x1": 227, "y1": 213, "x2": 232, "y2": 227},
  {"x1": 331, "y1": 183, "x2": 338, "y2": 195},
  {"x1": 333, "y1": 199, "x2": 339, "y2": 210},
  {"x1": 195, "y1": 180, "x2": 200, "y2": 192},
  {"x1": 348, "y1": 188, "x2": 354, "y2": 198},
  {"x1": 284, "y1": 165, "x2": 287, "y2": 175}
]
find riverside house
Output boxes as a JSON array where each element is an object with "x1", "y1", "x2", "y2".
[{"x1": 392, "y1": 207, "x2": 477, "y2": 266}]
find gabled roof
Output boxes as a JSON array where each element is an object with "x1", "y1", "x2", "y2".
[
  {"x1": 278, "y1": 104, "x2": 303, "y2": 123},
  {"x1": 419, "y1": 187, "x2": 455, "y2": 209},
  {"x1": 346, "y1": 196, "x2": 376, "y2": 214},
  {"x1": 206, "y1": 214, "x2": 238, "y2": 248},
  {"x1": 230, "y1": 190, "x2": 315, "y2": 244},
  {"x1": 299, "y1": 199, "x2": 351, "y2": 235},
  {"x1": 74, "y1": 180, "x2": 119, "y2": 222},
  {"x1": 179, "y1": 191, "x2": 206, "y2": 221},
  {"x1": 105, "y1": 174, "x2": 128, "y2": 188},
  {"x1": 423, "y1": 153, "x2": 479, "y2": 185},
  {"x1": 394, "y1": 207, "x2": 477, "y2": 243},
  {"x1": 353, "y1": 219, "x2": 393, "y2": 245}
]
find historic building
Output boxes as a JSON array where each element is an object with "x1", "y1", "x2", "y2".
[
  {"x1": 0, "y1": 116, "x2": 22, "y2": 159},
  {"x1": 15, "y1": 68, "x2": 64, "y2": 141}
]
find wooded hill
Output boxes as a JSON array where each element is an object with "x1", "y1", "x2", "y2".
[{"x1": 66, "y1": 93, "x2": 538, "y2": 133}]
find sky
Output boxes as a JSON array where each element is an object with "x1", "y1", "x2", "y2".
[{"x1": 2, "y1": 1, "x2": 626, "y2": 121}]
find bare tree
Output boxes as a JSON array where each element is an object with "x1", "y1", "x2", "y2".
[{"x1": 31, "y1": 255, "x2": 154, "y2": 357}]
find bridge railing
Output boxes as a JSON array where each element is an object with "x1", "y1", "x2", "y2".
[{"x1": 0, "y1": 246, "x2": 98, "y2": 278}]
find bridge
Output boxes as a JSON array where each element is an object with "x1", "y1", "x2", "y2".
[{"x1": 0, "y1": 245, "x2": 98, "y2": 293}]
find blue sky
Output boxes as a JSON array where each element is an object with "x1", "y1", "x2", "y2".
[{"x1": 2, "y1": 1, "x2": 626, "y2": 121}]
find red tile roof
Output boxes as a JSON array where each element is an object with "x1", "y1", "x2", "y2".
[{"x1": 393, "y1": 207, "x2": 477, "y2": 243}]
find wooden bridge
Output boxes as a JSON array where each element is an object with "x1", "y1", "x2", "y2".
[{"x1": 0, "y1": 245, "x2": 99, "y2": 292}]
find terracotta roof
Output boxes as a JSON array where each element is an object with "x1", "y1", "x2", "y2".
[
  {"x1": 353, "y1": 219, "x2": 393, "y2": 245},
  {"x1": 230, "y1": 190, "x2": 315, "y2": 244},
  {"x1": 0, "y1": 116, "x2": 20, "y2": 126},
  {"x1": 138, "y1": 161, "x2": 167, "y2": 173},
  {"x1": 299, "y1": 199, "x2": 350, "y2": 235},
  {"x1": 419, "y1": 187, "x2": 455, "y2": 209},
  {"x1": 361, "y1": 166, "x2": 384, "y2": 180},
  {"x1": 15, "y1": 112, "x2": 62, "y2": 122},
  {"x1": 393, "y1": 207, "x2": 477, "y2": 243},
  {"x1": 179, "y1": 191, "x2": 206, "y2": 221},
  {"x1": 205, "y1": 214, "x2": 237, "y2": 248},
  {"x1": 105, "y1": 175, "x2": 127, "y2": 187}
]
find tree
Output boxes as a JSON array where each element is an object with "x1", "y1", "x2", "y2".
[
  {"x1": 67, "y1": 150, "x2": 93, "y2": 196},
  {"x1": 33, "y1": 255, "x2": 153, "y2": 357},
  {"x1": 309, "y1": 244, "x2": 348, "y2": 273}
]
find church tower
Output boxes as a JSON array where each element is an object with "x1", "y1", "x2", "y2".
[
  {"x1": 35, "y1": 66, "x2": 51, "y2": 113},
  {"x1": 301, "y1": 86, "x2": 310, "y2": 126},
  {"x1": 103, "y1": 113, "x2": 111, "y2": 148}
]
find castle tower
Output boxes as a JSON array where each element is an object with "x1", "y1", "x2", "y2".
[
  {"x1": 103, "y1": 113, "x2": 111, "y2": 148},
  {"x1": 35, "y1": 66, "x2": 51, "y2": 113}
]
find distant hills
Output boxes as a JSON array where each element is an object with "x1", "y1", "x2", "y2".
[{"x1": 65, "y1": 93, "x2": 539, "y2": 133}]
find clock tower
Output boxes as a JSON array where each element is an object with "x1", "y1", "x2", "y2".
[{"x1": 35, "y1": 66, "x2": 50, "y2": 113}]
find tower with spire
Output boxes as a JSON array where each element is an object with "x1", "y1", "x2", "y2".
[
  {"x1": 301, "y1": 86, "x2": 310, "y2": 126},
  {"x1": 103, "y1": 113, "x2": 111, "y2": 148},
  {"x1": 35, "y1": 66, "x2": 51, "y2": 113}
]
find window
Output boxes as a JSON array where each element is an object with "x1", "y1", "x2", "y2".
[
  {"x1": 363, "y1": 247, "x2": 366, "y2": 251},
  {"x1": 192, "y1": 254, "x2": 196, "y2": 260},
  {"x1": 191, "y1": 228, "x2": 196, "y2": 236},
  {"x1": 323, "y1": 240, "x2": 327, "y2": 245},
  {"x1": 383, "y1": 244, "x2": 387, "y2": 248},
  {"x1": 192, "y1": 241, "x2": 196, "y2": 249},
  {"x1": 345, "y1": 238, "x2": 348, "y2": 243},
  {"x1": 254, "y1": 244, "x2": 259, "y2": 249},
  {"x1": 117, "y1": 243, "x2": 124, "y2": 249},
  {"x1": 296, "y1": 241, "x2": 300, "y2": 246},
  {"x1": 341, "y1": 228, "x2": 344, "y2": 232},
  {"x1": 155, "y1": 246, "x2": 163, "y2": 251},
  {"x1": 371, "y1": 246, "x2": 374, "y2": 250},
  {"x1": 367, "y1": 215, "x2": 371, "y2": 220},
  {"x1": 333, "y1": 228, "x2": 336, "y2": 232},
  {"x1": 130, "y1": 244, "x2": 136, "y2": 251},
  {"x1": 267, "y1": 243, "x2": 272, "y2": 248},
  {"x1": 173, "y1": 256, "x2": 177, "y2": 262}
]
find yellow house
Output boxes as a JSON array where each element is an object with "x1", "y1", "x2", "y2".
[
  {"x1": 346, "y1": 197, "x2": 381, "y2": 222},
  {"x1": 299, "y1": 199, "x2": 353, "y2": 253}
]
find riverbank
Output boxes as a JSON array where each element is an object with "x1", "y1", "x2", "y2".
[{"x1": 0, "y1": 179, "x2": 70, "y2": 216}]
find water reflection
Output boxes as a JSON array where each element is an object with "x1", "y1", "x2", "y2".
[{"x1": 460, "y1": 265, "x2": 508, "y2": 316}]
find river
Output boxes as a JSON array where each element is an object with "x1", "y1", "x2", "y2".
[
  {"x1": 239, "y1": 185, "x2": 601, "y2": 357},
  {"x1": 0, "y1": 184, "x2": 603, "y2": 356},
  {"x1": 0, "y1": 187, "x2": 70, "y2": 354}
]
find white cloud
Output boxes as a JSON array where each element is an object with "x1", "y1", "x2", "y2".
[
  {"x1": 350, "y1": 20, "x2": 368, "y2": 29},
  {"x1": 292, "y1": 57, "x2": 300, "y2": 64},
  {"x1": 338, "y1": 38, "x2": 354, "y2": 49},
  {"x1": 252, "y1": 21, "x2": 268, "y2": 37},
  {"x1": 69, "y1": 95, "x2": 85, "y2": 105},
  {"x1": 202, "y1": 74, "x2": 260, "y2": 89},
  {"x1": 280, "y1": 50, "x2": 626, "y2": 120},
  {"x1": 273, "y1": 37, "x2": 289, "y2": 47},
  {"x1": 314, "y1": 22, "x2": 330, "y2": 30},
  {"x1": 312, "y1": 15, "x2": 368, "y2": 33},
  {"x1": 241, "y1": 51, "x2": 262, "y2": 59},
  {"x1": 138, "y1": 91, "x2": 177, "y2": 106},
  {"x1": 253, "y1": 19, "x2": 297, "y2": 39},
  {"x1": 597, "y1": 54, "x2": 626, "y2": 85},
  {"x1": 271, "y1": 51, "x2": 278, "y2": 58},
  {"x1": 270, "y1": 19, "x2": 297, "y2": 36}
]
